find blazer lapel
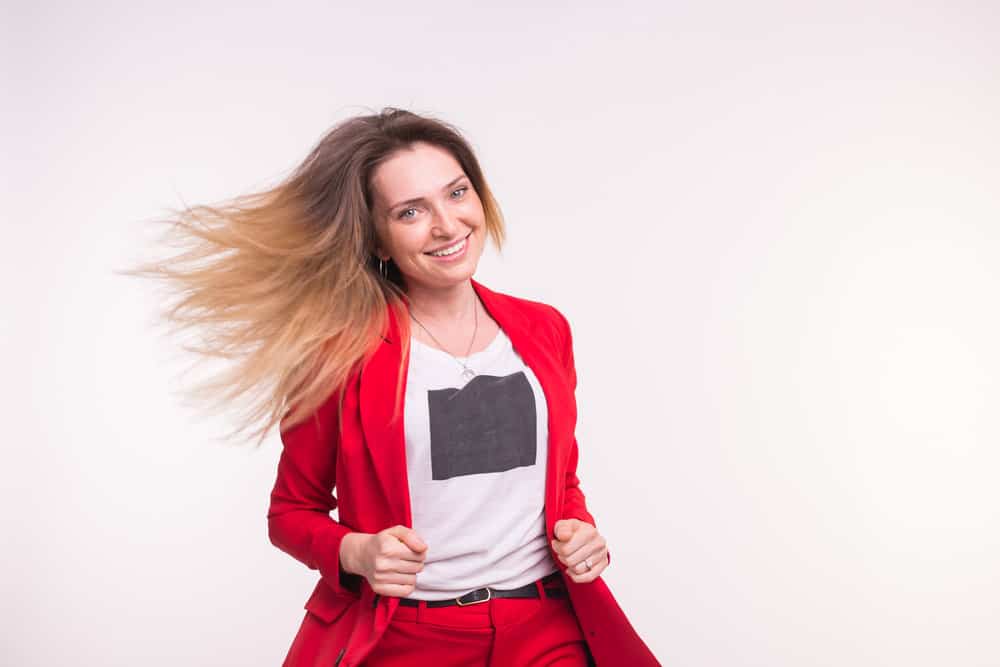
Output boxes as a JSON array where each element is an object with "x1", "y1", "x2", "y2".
[
  {"x1": 358, "y1": 303, "x2": 412, "y2": 528},
  {"x1": 474, "y1": 281, "x2": 576, "y2": 538},
  {"x1": 358, "y1": 279, "x2": 573, "y2": 536}
]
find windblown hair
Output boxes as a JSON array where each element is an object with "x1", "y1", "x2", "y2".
[{"x1": 124, "y1": 107, "x2": 506, "y2": 446}]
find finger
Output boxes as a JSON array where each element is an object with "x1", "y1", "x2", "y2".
[
  {"x1": 374, "y1": 580, "x2": 419, "y2": 596},
  {"x1": 552, "y1": 527, "x2": 598, "y2": 562},
  {"x1": 392, "y1": 558, "x2": 425, "y2": 574},
  {"x1": 566, "y1": 548, "x2": 608, "y2": 583},
  {"x1": 373, "y1": 554, "x2": 423, "y2": 578},
  {"x1": 387, "y1": 540, "x2": 428, "y2": 562},
  {"x1": 385, "y1": 525, "x2": 428, "y2": 554},
  {"x1": 570, "y1": 544, "x2": 608, "y2": 575},
  {"x1": 372, "y1": 566, "x2": 420, "y2": 585},
  {"x1": 551, "y1": 538, "x2": 581, "y2": 565},
  {"x1": 401, "y1": 530, "x2": 428, "y2": 554},
  {"x1": 382, "y1": 535, "x2": 427, "y2": 562},
  {"x1": 567, "y1": 566, "x2": 599, "y2": 584},
  {"x1": 566, "y1": 537, "x2": 606, "y2": 571},
  {"x1": 553, "y1": 518, "x2": 579, "y2": 541}
]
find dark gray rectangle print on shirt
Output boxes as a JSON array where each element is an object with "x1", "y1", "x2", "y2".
[{"x1": 427, "y1": 371, "x2": 537, "y2": 480}]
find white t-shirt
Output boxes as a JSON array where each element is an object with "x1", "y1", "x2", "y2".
[{"x1": 402, "y1": 327, "x2": 558, "y2": 600}]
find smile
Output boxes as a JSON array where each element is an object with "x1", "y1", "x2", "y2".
[{"x1": 425, "y1": 233, "x2": 470, "y2": 257}]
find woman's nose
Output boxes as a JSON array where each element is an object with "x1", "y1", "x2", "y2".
[{"x1": 431, "y1": 207, "x2": 462, "y2": 236}]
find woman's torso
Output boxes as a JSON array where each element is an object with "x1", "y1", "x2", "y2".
[{"x1": 401, "y1": 323, "x2": 558, "y2": 600}]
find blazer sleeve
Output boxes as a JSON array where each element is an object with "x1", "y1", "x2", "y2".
[
  {"x1": 552, "y1": 306, "x2": 611, "y2": 565},
  {"x1": 266, "y1": 391, "x2": 362, "y2": 596}
]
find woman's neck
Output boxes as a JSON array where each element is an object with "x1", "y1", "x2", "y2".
[{"x1": 404, "y1": 279, "x2": 477, "y2": 324}]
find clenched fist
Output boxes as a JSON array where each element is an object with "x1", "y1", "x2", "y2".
[
  {"x1": 551, "y1": 518, "x2": 609, "y2": 583},
  {"x1": 340, "y1": 525, "x2": 428, "y2": 597}
]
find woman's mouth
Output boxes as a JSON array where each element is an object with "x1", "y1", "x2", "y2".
[{"x1": 424, "y1": 233, "x2": 470, "y2": 261}]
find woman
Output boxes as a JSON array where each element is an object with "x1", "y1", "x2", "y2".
[{"x1": 134, "y1": 108, "x2": 659, "y2": 666}]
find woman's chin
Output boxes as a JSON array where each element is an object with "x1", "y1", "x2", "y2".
[{"x1": 404, "y1": 262, "x2": 480, "y2": 292}]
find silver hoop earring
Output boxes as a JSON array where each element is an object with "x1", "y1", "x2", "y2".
[{"x1": 378, "y1": 257, "x2": 387, "y2": 279}]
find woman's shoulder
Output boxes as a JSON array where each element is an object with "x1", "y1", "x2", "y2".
[
  {"x1": 475, "y1": 282, "x2": 572, "y2": 348},
  {"x1": 479, "y1": 284, "x2": 568, "y2": 328}
]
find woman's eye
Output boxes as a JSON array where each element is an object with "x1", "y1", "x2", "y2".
[
  {"x1": 398, "y1": 208, "x2": 417, "y2": 220},
  {"x1": 451, "y1": 186, "x2": 467, "y2": 199}
]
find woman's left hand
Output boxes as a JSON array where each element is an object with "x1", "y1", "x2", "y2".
[{"x1": 551, "y1": 518, "x2": 609, "y2": 583}]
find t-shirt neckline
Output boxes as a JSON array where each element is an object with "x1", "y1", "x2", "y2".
[{"x1": 410, "y1": 327, "x2": 507, "y2": 362}]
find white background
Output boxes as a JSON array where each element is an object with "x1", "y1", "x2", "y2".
[{"x1": 4, "y1": 1, "x2": 999, "y2": 665}]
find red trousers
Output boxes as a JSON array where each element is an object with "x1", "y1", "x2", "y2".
[{"x1": 361, "y1": 576, "x2": 593, "y2": 666}]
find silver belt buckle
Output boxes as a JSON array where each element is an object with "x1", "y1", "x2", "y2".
[{"x1": 455, "y1": 587, "x2": 492, "y2": 606}]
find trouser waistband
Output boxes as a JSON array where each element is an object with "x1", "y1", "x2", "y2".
[{"x1": 398, "y1": 571, "x2": 565, "y2": 608}]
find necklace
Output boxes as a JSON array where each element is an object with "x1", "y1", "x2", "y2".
[{"x1": 409, "y1": 294, "x2": 479, "y2": 381}]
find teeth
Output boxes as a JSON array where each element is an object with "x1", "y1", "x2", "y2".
[{"x1": 429, "y1": 238, "x2": 465, "y2": 256}]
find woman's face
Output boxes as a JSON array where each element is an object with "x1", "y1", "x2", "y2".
[{"x1": 370, "y1": 141, "x2": 486, "y2": 293}]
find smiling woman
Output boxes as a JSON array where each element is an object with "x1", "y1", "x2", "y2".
[
  {"x1": 126, "y1": 107, "x2": 659, "y2": 666},
  {"x1": 371, "y1": 143, "x2": 486, "y2": 288}
]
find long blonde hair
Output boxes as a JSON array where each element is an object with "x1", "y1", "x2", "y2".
[{"x1": 124, "y1": 107, "x2": 506, "y2": 446}]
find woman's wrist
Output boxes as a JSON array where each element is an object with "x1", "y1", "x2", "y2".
[{"x1": 339, "y1": 532, "x2": 369, "y2": 575}]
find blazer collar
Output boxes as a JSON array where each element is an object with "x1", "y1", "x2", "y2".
[{"x1": 357, "y1": 279, "x2": 562, "y2": 528}]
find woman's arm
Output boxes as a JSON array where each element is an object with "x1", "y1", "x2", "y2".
[
  {"x1": 266, "y1": 393, "x2": 363, "y2": 596},
  {"x1": 552, "y1": 305, "x2": 612, "y2": 566},
  {"x1": 556, "y1": 307, "x2": 597, "y2": 527},
  {"x1": 563, "y1": 434, "x2": 598, "y2": 528}
]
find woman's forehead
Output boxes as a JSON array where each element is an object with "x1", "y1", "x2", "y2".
[{"x1": 372, "y1": 143, "x2": 464, "y2": 203}]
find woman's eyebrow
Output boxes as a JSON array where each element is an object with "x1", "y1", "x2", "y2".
[{"x1": 388, "y1": 174, "x2": 467, "y2": 211}]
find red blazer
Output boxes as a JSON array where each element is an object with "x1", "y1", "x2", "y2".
[{"x1": 268, "y1": 279, "x2": 660, "y2": 666}]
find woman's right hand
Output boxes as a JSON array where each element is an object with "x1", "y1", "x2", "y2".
[{"x1": 340, "y1": 526, "x2": 428, "y2": 597}]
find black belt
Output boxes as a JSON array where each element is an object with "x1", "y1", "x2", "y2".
[{"x1": 398, "y1": 571, "x2": 565, "y2": 607}]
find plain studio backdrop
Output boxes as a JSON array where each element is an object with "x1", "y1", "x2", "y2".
[{"x1": 3, "y1": 1, "x2": 999, "y2": 665}]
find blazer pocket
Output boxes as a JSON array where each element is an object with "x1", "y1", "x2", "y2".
[{"x1": 304, "y1": 584, "x2": 358, "y2": 624}]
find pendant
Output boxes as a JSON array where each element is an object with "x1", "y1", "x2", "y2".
[{"x1": 461, "y1": 367, "x2": 476, "y2": 381}]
